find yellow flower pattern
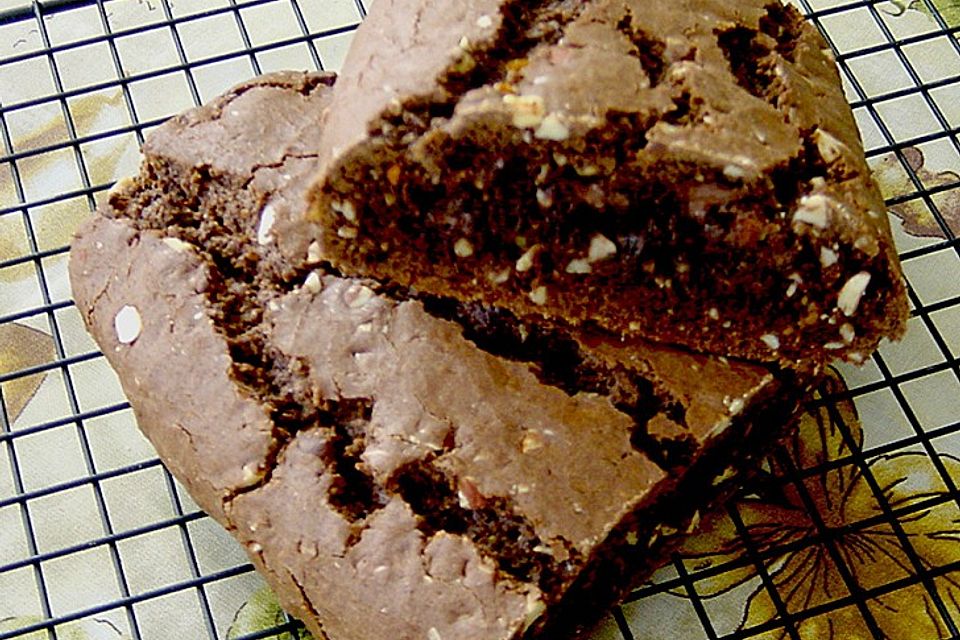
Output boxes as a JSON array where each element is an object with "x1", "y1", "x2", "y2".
[
  {"x1": 889, "y1": 0, "x2": 960, "y2": 28},
  {"x1": 0, "y1": 322, "x2": 55, "y2": 425},
  {"x1": 678, "y1": 370, "x2": 960, "y2": 639},
  {"x1": 873, "y1": 147, "x2": 960, "y2": 239}
]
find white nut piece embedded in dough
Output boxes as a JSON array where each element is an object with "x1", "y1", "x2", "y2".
[
  {"x1": 304, "y1": 271, "x2": 322, "y2": 294},
  {"x1": 588, "y1": 234, "x2": 617, "y2": 263},
  {"x1": 257, "y1": 203, "x2": 277, "y2": 245},
  {"x1": 534, "y1": 113, "x2": 570, "y2": 141},
  {"x1": 820, "y1": 246, "x2": 838, "y2": 268},
  {"x1": 565, "y1": 258, "x2": 592, "y2": 274},
  {"x1": 523, "y1": 594, "x2": 547, "y2": 632},
  {"x1": 516, "y1": 245, "x2": 540, "y2": 272},
  {"x1": 241, "y1": 463, "x2": 261, "y2": 485},
  {"x1": 761, "y1": 334, "x2": 781, "y2": 350},
  {"x1": 687, "y1": 510, "x2": 702, "y2": 533},
  {"x1": 723, "y1": 164, "x2": 748, "y2": 180},
  {"x1": 487, "y1": 267, "x2": 511, "y2": 285},
  {"x1": 454, "y1": 238, "x2": 474, "y2": 258},
  {"x1": 838, "y1": 272, "x2": 872, "y2": 316},
  {"x1": 348, "y1": 285, "x2": 375, "y2": 309},
  {"x1": 528, "y1": 285, "x2": 548, "y2": 305},
  {"x1": 813, "y1": 128, "x2": 847, "y2": 164},
  {"x1": 503, "y1": 94, "x2": 545, "y2": 128},
  {"x1": 793, "y1": 194, "x2": 831, "y2": 229},
  {"x1": 536, "y1": 188, "x2": 553, "y2": 208},
  {"x1": 724, "y1": 395, "x2": 745, "y2": 414},
  {"x1": 306, "y1": 241, "x2": 322, "y2": 264},
  {"x1": 114, "y1": 305, "x2": 142, "y2": 345},
  {"x1": 331, "y1": 200, "x2": 357, "y2": 222},
  {"x1": 521, "y1": 433, "x2": 544, "y2": 452},
  {"x1": 161, "y1": 237, "x2": 193, "y2": 252},
  {"x1": 840, "y1": 322, "x2": 856, "y2": 344}
]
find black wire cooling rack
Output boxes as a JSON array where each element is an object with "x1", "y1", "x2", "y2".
[{"x1": 1, "y1": 1, "x2": 959, "y2": 639}]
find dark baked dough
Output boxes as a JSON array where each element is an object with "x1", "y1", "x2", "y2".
[
  {"x1": 308, "y1": 0, "x2": 908, "y2": 365},
  {"x1": 70, "y1": 72, "x2": 811, "y2": 639}
]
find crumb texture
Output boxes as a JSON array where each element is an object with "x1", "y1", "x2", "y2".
[{"x1": 310, "y1": 0, "x2": 908, "y2": 364}]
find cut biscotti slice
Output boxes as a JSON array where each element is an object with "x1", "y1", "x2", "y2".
[
  {"x1": 308, "y1": 0, "x2": 908, "y2": 365},
  {"x1": 70, "y1": 73, "x2": 813, "y2": 639}
]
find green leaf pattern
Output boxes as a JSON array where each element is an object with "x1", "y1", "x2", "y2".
[
  {"x1": 228, "y1": 588, "x2": 313, "y2": 640},
  {"x1": 0, "y1": 617, "x2": 127, "y2": 640},
  {"x1": 889, "y1": 0, "x2": 960, "y2": 27}
]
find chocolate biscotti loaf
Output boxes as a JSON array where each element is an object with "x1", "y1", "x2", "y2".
[
  {"x1": 70, "y1": 73, "x2": 812, "y2": 639},
  {"x1": 308, "y1": 0, "x2": 908, "y2": 365}
]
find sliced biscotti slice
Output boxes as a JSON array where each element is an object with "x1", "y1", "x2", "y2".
[
  {"x1": 308, "y1": 0, "x2": 907, "y2": 365},
  {"x1": 71, "y1": 208, "x2": 802, "y2": 640},
  {"x1": 70, "y1": 73, "x2": 812, "y2": 639}
]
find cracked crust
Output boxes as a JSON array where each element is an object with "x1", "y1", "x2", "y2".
[
  {"x1": 308, "y1": 0, "x2": 907, "y2": 365},
  {"x1": 70, "y1": 72, "x2": 812, "y2": 639},
  {"x1": 69, "y1": 218, "x2": 276, "y2": 526}
]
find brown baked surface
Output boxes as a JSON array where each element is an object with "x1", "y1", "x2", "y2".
[
  {"x1": 308, "y1": 0, "x2": 908, "y2": 366},
  {"x1": 70, "y1": 72, "x2": 811, "y2": 639}
]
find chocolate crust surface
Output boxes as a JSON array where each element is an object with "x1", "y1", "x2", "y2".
[
  {"x1": 308, "y1": 0, "x2": 908, "y2": 365},
  {"x1": 70, "y1": 72, "x2": 811, "y2": 639}
]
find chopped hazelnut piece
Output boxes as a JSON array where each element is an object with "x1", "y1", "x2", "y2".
[
  {"x1": 114, "y1": 305, "x2": 142, "y2": 345},
  {"x1": 257, "y1": 204, "x2": 277, "y2": 245},
  {"x1": 793, "y1": 194, "x2": 831, "y2": 229},
  {"x1": 587, "y1": 234, "x2": 617, "y2": 262},
  {"x1": 454, "y1": 238, "x2": 474, "y2": 258},
  {"x1": 535, "y1": 113, "x2": 570, "y2": 141},
  {"x1": 161, "y1": 237, "x2": 193, "y2": 253},
  {"x1": 565, "y1": 258, "x2": 592, "y2": 274},
  {"x1": 304, "y1": 271, "x2": 322, "y2": 294},
  {"x1": 503, "y1": 94, "x2": 545, "y2": 128},
  {"x1": 838, "y1": 272, "x2": 872, "y2": 316},
  {"x1": 516, "y1": 245, "x2": 540, "y2": 272},
  {"x1": 331, "y1": 200, "x2": 357, "y2": 222},
  {"x1": 529, "y1": 285, "x2": 548, "y2": 305},
  {"x1": 840, "y1": 323, "x2": 856, "y2": 344},
  {"x1": 306, "y1": 241, "x2": 322, "y2": 264}
]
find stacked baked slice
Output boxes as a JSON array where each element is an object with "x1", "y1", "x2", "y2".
[
  {"x1": 68, "y1": 1, "x2": 908, "y2": 639},
  {"x1": 310, "y1": 0, "x2": 907, "y2": 365}
]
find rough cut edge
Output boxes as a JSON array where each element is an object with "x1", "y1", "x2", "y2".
[{"x1": 307, "y1": 0, "x2": 908, "y2": 366}]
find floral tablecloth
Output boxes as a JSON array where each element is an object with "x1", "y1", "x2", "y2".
[{"x1": 1, "y1": 1, "x2": 959, "y2": 638}]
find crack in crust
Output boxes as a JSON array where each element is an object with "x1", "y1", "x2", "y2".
[
  {"x1": 107, "y1": 142, "x2": 588, "y2": 591},
  {"x1": 616, "y1": 6, "x2": 668, "y2": 87},
  {"x1": 374, "y1": 0, "x2": 594, "y2": 135}
]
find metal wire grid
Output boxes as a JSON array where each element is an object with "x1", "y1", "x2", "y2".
[{"x1": 0, "y1": 0, "x2": 957, "y2": 639}]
